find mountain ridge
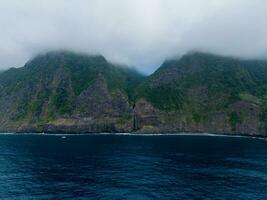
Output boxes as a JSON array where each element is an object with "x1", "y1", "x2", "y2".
[
  {"x1": 0, "y1": 50, "x2": 267, "y2": 136},
  {"x1": 0, "y1": 51, "x2": 144, "y2": 133},
  {"x1": 134, "y1": 52, "x2": 267, "y2": 135}
]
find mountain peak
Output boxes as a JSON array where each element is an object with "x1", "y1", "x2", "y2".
[{"x1": 25, "y1": 50, "x2": 107, "y2": 69}]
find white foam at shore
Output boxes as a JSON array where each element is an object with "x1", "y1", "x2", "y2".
[{"x1": 0, "y1": 132, "x2": 266, "y2": 141}]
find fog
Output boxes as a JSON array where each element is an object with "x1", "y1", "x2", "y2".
[{"x1": 0, "y1": 0, "x2": 266, "y2": 74}]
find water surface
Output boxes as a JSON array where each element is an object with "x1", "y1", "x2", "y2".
[{"x1": 0, "y1": 134, "x2": 266, "y2": 199}]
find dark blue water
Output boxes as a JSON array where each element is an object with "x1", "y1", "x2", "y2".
[{"x1": 0, "y1": 134, "x2": 267, "y2": 199}]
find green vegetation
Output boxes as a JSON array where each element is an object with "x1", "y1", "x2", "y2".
[
  {"x1": 137, "y1": 85, "x2": 184, "y2": 110},
  {"x1": 0, "y1": 51, "x2": 144, "y2": 125},
  {"x1": 260, "y1": 97, "x2": 267, "y2": 133},
  {"x1": 1, "y1": 51, "x2": 267, "y2": 135},
  {"x1": 116, "y1": 115, "x2": 132, "y2": 127},
  {"x1": 134, "y1": 52, "x2": 267, "y2": 134},
  {"x1": 239, "y1": 93, "x2": 260, "y2": 104},
  {"x1": 229, "y1": 112, "x2": 242, "y2": 131},
  {"x1": 136, "y1": 52, "x2": 267, "y2": 112},
  {"x1": 51, "y1": 87, "x2": 73, "y2": 114},
  {"x1": 193, "y1": 112, "x2": 201, "y2": 124}
]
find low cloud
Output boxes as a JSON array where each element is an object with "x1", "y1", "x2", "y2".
[{"x1": 0, "y1": 0, "x2": 266, "y2": 74}]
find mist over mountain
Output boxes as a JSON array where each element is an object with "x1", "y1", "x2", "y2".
[
  {"x1": 135, "y1": 52, "x2": 267, "y2": 135},
  {"x1": 1, "y1": 2, "x2": 267, "y2": 199},
  {"x1": 0, "y1": 50, "x2": 267, "y2": 136},
  {"x1": 0, "y1": 51, "x2": 145, "y2": 132},
  {"x1": 0, "y1": 0, "x2": 267, "y2": 74}
]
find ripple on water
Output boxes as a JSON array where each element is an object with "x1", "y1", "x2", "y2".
[{"x1": 0, "y1": 134, "x2": 266, "y2": 199}]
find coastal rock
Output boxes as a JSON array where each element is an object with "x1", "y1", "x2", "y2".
[{"x1": 0, "y1": 51, "x2": 267, "y2": 136}]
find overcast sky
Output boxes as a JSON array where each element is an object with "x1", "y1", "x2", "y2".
[{"x1": 0, "y1": 0, "x2": 267, "y2": 74}]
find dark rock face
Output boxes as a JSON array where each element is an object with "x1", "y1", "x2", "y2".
[
  {"x1": 75, "y1": 74, "x2": 131, "y2": 118},
  {"x1": 0, "y1": 51, "x2": 267, "y2": 136},
  {"x1": 227, "y1": 101, "x2": 262, "y2": 135},
  {"x1": 133, "y1": 99, "x2": 263, "y2": 135},
  {"x1": 0, "y1": 51, "x2": 141, "y2": 133},
  {"x1": 135, "y1": 52, "x2": 267, "y2": 136},
  {"x1": 44, "y1": 74, "x2": 134, "y2": 133},
  {"x1": 134, "y1": 99, "x2": 161, "y2": 131}
]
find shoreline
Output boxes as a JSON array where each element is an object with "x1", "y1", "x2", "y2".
[{"x1": 0, "y1": 132, "x2": 266, "y2": 140}]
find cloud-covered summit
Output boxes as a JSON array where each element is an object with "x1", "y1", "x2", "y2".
[{"x1": 0, "y1": 0, "x2": 266, "y2": 74}]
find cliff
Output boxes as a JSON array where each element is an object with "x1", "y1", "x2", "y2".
[
  {"x1": 135, "y1": 52, "x2": 267, "y2": 136},
  {"x1": 1, "y1": 51, "x2": 267, "y2": 136},
  {"x1": 0, "y1": 51, "x2": 144, "y2": 133}
]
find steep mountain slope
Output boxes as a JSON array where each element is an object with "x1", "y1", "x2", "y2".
[
  {"x1": 135, "y1": 52, "x2": 267, "y2": 135},
  {"x1": 1, "y1": 51, "x2": 267, "y2": 136},
  {"x1": 0, "y1": 51, "x2": 145, "y2": 132}
]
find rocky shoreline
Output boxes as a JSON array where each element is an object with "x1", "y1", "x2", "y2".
[
  {"x1": 0, "y1": 131, "x2": 266, "y2": 141},
  {"x1": 1, "y1": 51, "x2": 267, "y2": 137}
]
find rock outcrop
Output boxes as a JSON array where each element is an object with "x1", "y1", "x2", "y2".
[{"x1": 0, "y1": 51, "x2": 267, "y2": 136}]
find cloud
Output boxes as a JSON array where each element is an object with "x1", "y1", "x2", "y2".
[{"x1": 0, "y1": 0, "x2": 266, "y2": 74}]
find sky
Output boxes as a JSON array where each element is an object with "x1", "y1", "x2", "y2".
[{"x1": 0, "y1": 0, "x2": 267, "y2": 74}]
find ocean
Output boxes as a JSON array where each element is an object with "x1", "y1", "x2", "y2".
[{"x1": 0, "y1": 134, "x2": 266, "y2": 199}]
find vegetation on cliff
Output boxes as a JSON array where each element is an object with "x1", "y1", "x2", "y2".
[
  {"x1": 135, "y1": 52, "x2": 267, "y2": 135},
  {"x1": 0, "y1": 51, "x2": 144, "y2": 131},
  {"x1": 0, "y1": 51, "x2": 267, "y2": 135}
]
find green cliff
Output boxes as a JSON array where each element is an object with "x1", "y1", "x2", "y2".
[
  {"x1": 1, "y1": 51, "x2": 267, "y2": 136},
  {"x1": 0, "y1": 51, "x2": 144, "y2": 132},
  {"x1": 135, "y1": 52, "x2": 267, "y2": 135}
]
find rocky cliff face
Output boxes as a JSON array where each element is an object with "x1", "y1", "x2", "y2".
[
  {"x1": 135, "y1": 52, "x2": 267, "y2": 136},
  {"x1": 134, "y1": 99, "x2": 263, "y2": 135},
  {"x1": 0, "y1": 51, "x2": 143, "y2": 133},
  {"x1": 0, "y1": 51, "x2": 267, "y2": 136}
]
